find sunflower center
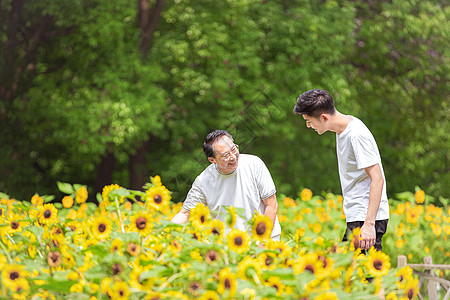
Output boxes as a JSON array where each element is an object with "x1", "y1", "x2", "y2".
[
  {"x1": 305, "y1": 264, "x2": 315, "y2": 274},
  {"x1": 10, "y1": 271, "x2": 19, "y2": 280},
  {"x1": 265, "y1": 257, "x2": 273, "y2": 266},
  {"x1": 224, "y1": 278, "x2": 231, "y2": 289},
  {"x1": 44, "y1": 210, "x2": 52, "y2": 218},
  {"x1": 206, "y1": 250, "x2": 218, "y2": 262},
  {"x1": 200, "y1": 215, "x2": 205, "y2": 223},
  {"x1": 119, "y1": 290, "x2": 124, "y2": 296},
  {"x1": 153, "y1": 195, "x2": 162, "y2": 204},
  {"x1": 212, "y1": 228, "x2": 219, "y2": 235},
  {"x1": 318, "y1": 255, "x2": 328, "y2": 268},
  {"x1": 256, "y1": 222, "x2": 267, "y2": 235},
  {"x1": 112, "y1": 263, "x2": 122, "y2": 275},
  {"x1": 98, "y1": 223, "x2": 107, "y2": 233},
  {"x1": 273, "y1": 284, "x2": 279, "y2": 291},
  {"x1": 136, "y1": 217, "x2": 147, "y2": 229},
  {"x1": 373, "y1": 259, "x2": 383, "y2": 270},
  {"x1": 11, "y1": 222, "x2": 19, "y2": 229},
  {"x1": 407, "y1": 288, "x2": 414, "y2": 299},
  {"x1": 234, "y1": 236, "x2": 243, "y2": 246},
  {"x1": 190, "y1": 282, "x2": 201, "y2": 290}
]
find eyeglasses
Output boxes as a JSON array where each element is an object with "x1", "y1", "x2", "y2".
[{"x1": 215, "y1": 144, "x2": 239, "y2": 161}]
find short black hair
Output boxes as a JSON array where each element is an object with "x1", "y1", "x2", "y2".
[
  {"x1": 293, "y1": 89, "x2": 336, "y2": 118},
  {"x1": 203, "y1": 130, "x2": 234, "y2": 159}
]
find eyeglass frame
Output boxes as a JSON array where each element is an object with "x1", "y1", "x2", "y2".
[{"x1": 214, "y1": 144, "x2": 239, "y2": 161}]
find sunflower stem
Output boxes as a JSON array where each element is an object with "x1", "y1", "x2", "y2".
[
  {"x1": 115, "y1": 196, "x2": 125, "y2": 233},
  {"x1": 0, "y1": 239, "x2": 13, "y2": 264},
  {"x1": 250, "y1": 269, "x2": 261, "y2": 286},
  {"x1": 6, "y1": 232, "x2": 16, "y2": 245},
  {"x1": 157, "y1": 271, "x2": 184, "y2": 292}
]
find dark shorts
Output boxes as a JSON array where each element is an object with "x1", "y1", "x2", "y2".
[{"x1": 342, "y1": 219, "x2": 388, "y2": 252}]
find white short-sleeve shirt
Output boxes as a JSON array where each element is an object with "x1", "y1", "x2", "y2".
[
  {"x1": 182, "y1": 154, "x2": 281, "y2": 238},
  {"x1": 336, "y1": 117, "x2": 390, "y2": 222}
]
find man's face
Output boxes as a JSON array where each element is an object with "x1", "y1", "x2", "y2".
[
  {"x1": 209, "y1": 136, "x2": 239, "y2": 174},
  {"x1": 302, "y1": 114, "x2": 327, "y2": 135}
]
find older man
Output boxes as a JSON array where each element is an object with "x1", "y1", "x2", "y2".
[{"x1": 171, "y1": 130, "x2": 281, "y2": 240}]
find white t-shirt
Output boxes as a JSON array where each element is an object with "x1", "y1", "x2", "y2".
[
  {"x1": 336, "y1": 117, "x2": 390, "y2": 222},
  {"x1": 182, "y1": 154, "x2": 281, "y2": 238}
]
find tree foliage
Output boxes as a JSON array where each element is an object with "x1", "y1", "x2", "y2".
[{"x1": 0, "y1": 0, "x2": 448, "y2": 202}]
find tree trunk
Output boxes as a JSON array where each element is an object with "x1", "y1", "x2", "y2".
[
  {"x1": 138, "y1": 0, "x2": 165, "y2": 59},
  {"x1": 129, "y1": 135, "x2": 153, "y2": 190},
  {"x1": 94, "y1": 151, "x2": 116, "y2": 198}
]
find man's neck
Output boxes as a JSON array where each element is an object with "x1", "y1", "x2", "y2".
[{"x1": 330, "y1": 112, "x2": 353, "y2": 135}]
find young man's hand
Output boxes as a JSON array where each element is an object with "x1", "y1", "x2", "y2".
[{"x1": 360, "y1": 223, "x2": 376, "y2": 250}]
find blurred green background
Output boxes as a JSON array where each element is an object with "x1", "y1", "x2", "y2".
[{"x1": 1, "y1": 0, "x2": 448, "y2": 204}]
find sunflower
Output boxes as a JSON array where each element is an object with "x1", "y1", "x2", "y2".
[
  {"x1": 226, "y1": 229, "x2": 250, "y2": 254},
  {"x1": 38, "y1": 204, "x2": 59, "y2": 226},
  {"x1": 403, "y1": 277, "x2": 419, "y2": 300},
  {"x1": 62, "y1": 196, "x2": 74, "y2": 208},
  {"x1": 200, "y1": 249, "x2": 218, "y2": 265},
  {"x1": 283, "y1": 196, "x2": 296, "y2": 207},
  {"x1": 129, "y1": 212, "x2": 153, "y2": 236},
  {"x1": 2, "y1": 264, "x2": 29, "y2": 290},
  {"x1": 365, "y1": 248, "x2": 391, "y2": 277},
  {"x1": 76, "y1": 186, "x2": 88, "y2": 204},
  {"x1": 102, "y1": 184, "x2": 122, "y2": 205},
  {"x1": 206, "y1": 219, "x2": 225, "y2": 240},
  {"x1": 396, "y1": 266, "x2": 413, "y2": 288},
  {"x1": 31, "y1": 195, "x2": 44, "y2": 206},
  {"x1": 251, "y1": 213, "x2": 273, "y2": 242},
  {"x1": 111, "y1": 281, "x2": 130, "y2": 300},
  {"x1": 187, "y1": 281, "x2": 203, "y2": 297},
  {"x1": 415, "y1": 189, "x2": 425, "y2": 204},
  {"x1": 91, "y1": 216, "x2": 113, "y2": 240},
  {"x1": 198, "y1": 290, "x2": 220, "y2": 300},
  {"x1": 265, "y1": 239, "x2": 292, "y2": 258},
  {"x1": 265, "y1": 276, "x2": 285, "y2": 296},
  {"x1": 301, "y1": 188, "x2": 313, "y2": 201},
  {"x1": 126, "y1": 242, "x2": 140, "y2": 256},
  {"x1": 258, "y1": 252, "x2": 277, "y2": 270},
  {"x1": 146, "y1": 186, "x2": 171, "y2": 211},
  {"x1": 47, "y1": 250, "x2": 62, "y2": 268},
  {"x1": 9, "y1": 279, "x2": 30, "y2": 300},
  {"x1": 217, "y1": 268, "x2": 237, "y2": 297},
  {"x1": 189, "y1": 203, "x2": 211, "y2": 230},
  {"x1": 129, "y1": 265, "x2": 156, "y2": 291},
  {"x1": 293, "y1": 252, "x2": 324, "y2": 277},
  {"x1": 237, "y1": 256, "x2": 262, "y2": 282},
  {"x1": 405, "y1": 207, "x2": 421, "y2": 224},
  {"x1": 5, "y1": 213, "x2": 25, "y2": 234}
]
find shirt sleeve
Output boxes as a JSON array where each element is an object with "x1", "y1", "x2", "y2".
[
  {"x1": 351, "y1": 135, "x2": 380, "y2": 170},
  {"x1": 254, "y1": 157, "x2": 276, "y2": 199},
  {"x1": 182, "y1": 178, "x2": 207, "y2": 211}
]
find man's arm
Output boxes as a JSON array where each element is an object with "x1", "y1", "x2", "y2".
[
  {"x1": 262, "y1": 193, "x2": 278, "y2": 229},
  {"x1": 360, "y1": 163, "x2": 384, "y2": 250},
  {"x1": 171, "y1": 208, "x2": 190, "y2": 224}
]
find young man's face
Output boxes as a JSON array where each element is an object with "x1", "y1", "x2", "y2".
[
  {"x1": 209, "y1": 136, "x2": 239, "y2": 174},
  {"x1": 302, "y1": 114, "x2": 328, "y2": 135}
]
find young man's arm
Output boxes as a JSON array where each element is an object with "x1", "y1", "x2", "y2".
[
  {"x1": 262, "y1": 193, "x2": 278, "y2": 228},
  {"x1": 360, "y1": 163, "x2": 384, "y2": 250},
  {"x1": 171, "y1": 208, "x2": 190, "y2": 224}
]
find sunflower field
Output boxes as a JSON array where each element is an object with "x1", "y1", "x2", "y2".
[{"x1": 0, "y1": 176, "x2": 448, "y2": 300}]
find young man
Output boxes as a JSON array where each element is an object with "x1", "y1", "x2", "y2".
[
  {"x1": 293, "y1": 89, "x2": 389, "y2": 251},
  {"x1": 171, "y1": 130, "x2": 281, "y2": 240}
]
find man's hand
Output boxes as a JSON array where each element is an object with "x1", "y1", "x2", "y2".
[
  {"x1": 360, "y1": 222, "x2": 376, "y2": 250},
  {"x1": 171, "y1": 208, "x2": 190, "y2": 224}
]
